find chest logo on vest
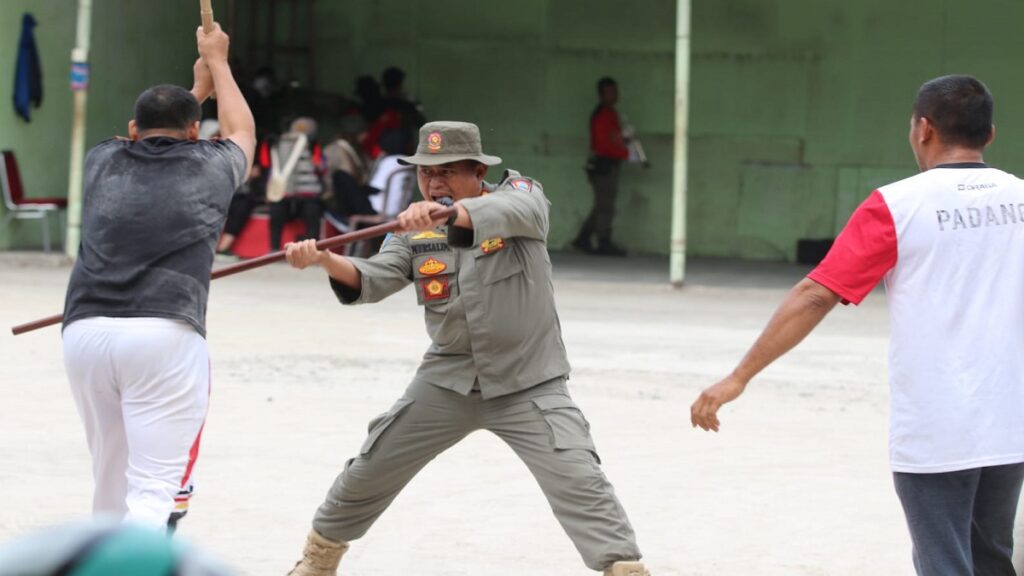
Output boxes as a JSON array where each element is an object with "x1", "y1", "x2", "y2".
[
  {"x1": 509, "y1": 178, "x2": 532, "y2": 192},
  {"x1": 418, "y1": 257, "x2": 447, "y2": 276},
  {"x1": 481, "y1": 237, "x2": 505, "y2": 254},
  {"x1": 421, "y1": 276, "x2": 449, "y2": 301},
  {"x1": 412, "y1": 230, "x2": 446, "y2": 240}
]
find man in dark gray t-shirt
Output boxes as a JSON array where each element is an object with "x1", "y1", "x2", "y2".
[
  {"x1": 64, "y1": 136, "x2": 246, "y2": 335},
  {"x1": 61, "y1": 22, "x2": 255, "y2": 531}
]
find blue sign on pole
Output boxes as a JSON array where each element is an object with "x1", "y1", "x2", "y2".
[{"x1": 70, "y1": 61, "x2": 89, "y2": 91}]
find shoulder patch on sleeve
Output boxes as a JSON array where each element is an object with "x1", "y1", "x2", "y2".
[{"x1": 509, "y1": 178, "x2": 532, "y2": 192}]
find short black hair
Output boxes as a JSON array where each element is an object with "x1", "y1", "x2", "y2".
[
  {"x1": 597, "y1": 77, "x2": 617, "y2": 93},
  {"x1": 382, "y1": 67, "x2": 405, "y2": 92},
  {"x1": 355, "y1": 75, "x2": 380, "y2": 101},
  {"x1": 912, "y1": 75, "x2": 993, "y2": 149},
  {"x1": 133, "y1": 85, "x2": 201, "y2": 133}
]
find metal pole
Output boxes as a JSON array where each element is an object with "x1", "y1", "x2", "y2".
[
  {"x1": 669, "y1": 0, "x2": 691, "y2": 287},
  {"x1": 65, "y1": 0, "x2": 93, "y2": 259}
]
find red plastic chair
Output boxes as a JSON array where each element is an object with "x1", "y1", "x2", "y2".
[{"x1": 1, "y1": 150, "x2": 67, "y2": 251}]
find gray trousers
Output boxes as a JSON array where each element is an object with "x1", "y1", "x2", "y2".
[
  {"x1": 893, "y1": 462, "x2": 1024, "y2": 576},
  {"x1": 580, "y1": 160, "x2": 622, "y2": 240},
  {"x1": 312, "y1": 377, "x2": 642, "y2": 571}
]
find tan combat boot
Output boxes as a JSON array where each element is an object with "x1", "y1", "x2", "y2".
[
  {"x1": 286, "y1": 529, "x2": 349, "y2": 576},
  {"x1": 604, "y1": 560, "x2": 651, "y2": 576}
]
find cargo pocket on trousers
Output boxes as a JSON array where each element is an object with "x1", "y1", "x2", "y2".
[
  {"x1": 531, "y1": 394, "x2": 601, "y2": 464},
  {"x1": 360, "y1": 397, "x2": 414, "y2": 456}
]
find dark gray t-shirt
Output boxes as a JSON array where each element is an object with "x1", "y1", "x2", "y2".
[{"x1": 63, "y1": 136, "x2": 248, "y2": 337}]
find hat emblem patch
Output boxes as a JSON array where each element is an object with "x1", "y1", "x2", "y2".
[{"x1": 427, "y1": 132, "x2": 443, "y2": 153}]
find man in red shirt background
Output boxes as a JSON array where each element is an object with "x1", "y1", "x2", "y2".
[{"x1": 573, "y1": 77, "x2": 630, "y2": 256}]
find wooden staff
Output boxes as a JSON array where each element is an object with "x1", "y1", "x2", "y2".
[
  {"x1": 200, "y1": 0, "x2": 214, "y2": 33},
  {"x1": 200, "y1": 0, "x2": 216, "y2": 99},
  {"x1": 10, "y1": 206, "x2": 457, "y2": 336}
]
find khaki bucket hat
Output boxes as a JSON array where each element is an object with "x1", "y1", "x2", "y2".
[{"x1": 398, "y1": 121, "x2": 502, "y2": 166}]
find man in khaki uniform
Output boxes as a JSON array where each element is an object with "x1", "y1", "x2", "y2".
[{"x1": 284, "y1": 121, "x2": 648, "y2": 576}]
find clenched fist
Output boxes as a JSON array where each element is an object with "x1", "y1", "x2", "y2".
[
  {"x1": 285, "y1": 239, "x2": 324, "y2": 270},
  {"x1": 397, "y1": 201, "x2": 449, "y2": 232},
  {"x1": 196, "y1": 22, "x2": 230, "y2": 64}
]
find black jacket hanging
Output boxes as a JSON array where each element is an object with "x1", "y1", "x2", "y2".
[{"x1": 13, "y1": 13, "x2": 43, "y2": 122}]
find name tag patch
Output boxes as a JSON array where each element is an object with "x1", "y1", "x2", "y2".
[
  {"x1": 421, "y1": 276, "x2": 450, "y2": 301},
  {"x1": 412, "y1": 242, "x2": 450, "y2": 255}
]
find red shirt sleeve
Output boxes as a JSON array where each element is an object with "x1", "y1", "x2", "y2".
[
  {"x1": 258, "y1": 140, "x2": 271, "y2": 170},
  {"x1": 590, "y1": 107, "x2": 629, "y2": 160},
  {"x1": 808, "y1": 190, "x2": 897, "y2": 305},
  {"x1": 312, "y1": 142, "x2": 324, "y2": 172}
]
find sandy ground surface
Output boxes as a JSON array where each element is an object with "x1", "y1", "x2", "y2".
[{"x1": 1, "y1": 252, "x2": 1022, "y2": 575}]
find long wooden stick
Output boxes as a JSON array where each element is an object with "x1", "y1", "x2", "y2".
[
  {"x1": 200, "y1": 0, "x2": 216, "y2": 100},
  {"x1": 200, "y1": 0, "x2": 214, "y2": 33},
  {"x1": 10, "y1": 207, "x2": 457, "y2": 336}
]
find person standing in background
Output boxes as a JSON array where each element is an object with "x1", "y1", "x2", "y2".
[{"x1": 573, "y1": 77, "x2": 629, "y2": 256}]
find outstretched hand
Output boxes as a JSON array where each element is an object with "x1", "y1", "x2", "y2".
[{"x1": 690, "y1": 374, "x2": 747, "y2": 432}]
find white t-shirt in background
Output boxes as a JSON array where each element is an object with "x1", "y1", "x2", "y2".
[{"x1": 369, "y1": 156, "x2": 414, "y2": 216}]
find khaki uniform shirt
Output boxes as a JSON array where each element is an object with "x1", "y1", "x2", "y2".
[{"x1": 330, "y1": 170, "x2": 571, "y2": 399}]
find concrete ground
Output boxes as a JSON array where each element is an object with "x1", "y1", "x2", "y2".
[{"x1": 1, "y1": 251, "x2": 1021, "y2": 575}]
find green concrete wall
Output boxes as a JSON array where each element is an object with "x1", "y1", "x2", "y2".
[
  {"x1": 689, "y1": 0, "x2": 1024, "y2": 260},
  {"x1": 0, "y1": 0, "x2": 224, "y2": 250},
  {"x1": 238, "y1": 0, "x2": 1024, "y2": 259},
  {"x1": 4, "y1": 0, "x2": 1024, "y2": 260}
]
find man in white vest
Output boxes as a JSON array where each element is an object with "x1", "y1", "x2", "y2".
[{"x1": 691, "y1": 75, "x2": 1024, "y2": 576}]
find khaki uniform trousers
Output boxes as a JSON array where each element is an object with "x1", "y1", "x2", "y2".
[{"x1": 312, "y1": 377, "x2": 642, "y2": 571}]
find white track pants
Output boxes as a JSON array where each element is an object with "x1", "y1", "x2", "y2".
[{"x1": 63, "y1": 317, "x2": 210, "y2": 529}]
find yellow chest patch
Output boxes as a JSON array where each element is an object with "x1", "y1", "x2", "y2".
[
  {"x1": 418, "y1": 257, "x2": 447, "y2": 276},
  {"x1": 412, "y1": 230, "x2": 447, "y2": 240},
  {"x1": 481, "y1": 237, "x2": 505, "y2": 254}
]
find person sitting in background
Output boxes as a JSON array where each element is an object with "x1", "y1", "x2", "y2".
[
  {"x1": 261, "y1": 117, "x2": 324, "y2": 251},
  {"x1": 216, "y1": 162, "x2": 265, "y2": 259},
  {"x1": 366, "y1": 141, "x2": 416, "y2": 218},
  {"x1": 324, "y1": 132, "x2": 413, "y2": 228},
  {"x1": 322, "y1": 114, "x2": 369, "y2": 218},
  {"x1": 201, "y1": 120, "x2": 265, "y2": 259}
]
